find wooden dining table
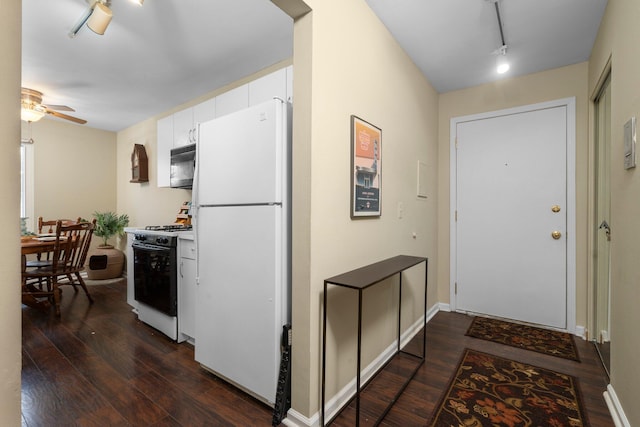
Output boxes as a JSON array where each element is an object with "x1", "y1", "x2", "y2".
[{"x1": 21, "y1": 236, "x2": 59, "y2": 311}]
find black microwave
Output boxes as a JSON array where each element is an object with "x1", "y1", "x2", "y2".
[{"x1": 170, "y1": 143, "x2": 196, "y2": 189}]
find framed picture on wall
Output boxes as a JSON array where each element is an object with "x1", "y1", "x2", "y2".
[{"x1": 350, "y1": 115, "x2": 381, "y2": 218}]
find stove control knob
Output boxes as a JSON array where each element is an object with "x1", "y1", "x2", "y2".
[
  {"x1": 158, "y1": 237, "x2": 168, "y2": 244},
  {"x1": 135, "y1": 234, "x2": 146, "y2": 241}
]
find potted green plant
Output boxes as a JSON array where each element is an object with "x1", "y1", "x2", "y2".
[
  {"x1": 87, "y1": 211, "x2": 130, "y2": 280},
  {"x1": 93, "y1": 211, "x2": 129, "y2": 247}
]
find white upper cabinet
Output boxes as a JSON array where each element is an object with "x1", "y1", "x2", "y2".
[
  {"x1": 248, "y1": 68, "x2": 287, "y2": 106},
  {"x1": 215, "y1": 85, "x2": 249, "y2": 118},
  {"x1": 193, "y1": 97, "x2": 217, "y2": 140},
  {"x1": 174, "y1": 97, "x2": 217, "y2": 148},
  {"x1": 157, "y1": 115, "x2": 173, "y2": 187},
  {"x1": 286, "y1": 65, "x2": 293, "y2": 103},
  {"x1": 173, "y1": 108, "x2": 196, "y2": 148},
  {"x1": 157, "y1": 66, "x2": 291, "y2": 188}
]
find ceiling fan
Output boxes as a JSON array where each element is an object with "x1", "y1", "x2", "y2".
[{"x1": 20, "y1": 87, "x2": 87, "y2": 125}]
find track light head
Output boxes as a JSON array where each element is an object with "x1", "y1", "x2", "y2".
[{"x1": 496, "y1": 45, "x2": 510, "y2": 74}]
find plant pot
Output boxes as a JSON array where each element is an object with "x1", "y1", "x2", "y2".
[{"x1": 86, "y1": 244, "x2": 125, "y2": 280}]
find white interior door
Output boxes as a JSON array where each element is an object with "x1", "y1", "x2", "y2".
[{"x1": 453, "y1": 101, "x2": 574, "y2": 329}]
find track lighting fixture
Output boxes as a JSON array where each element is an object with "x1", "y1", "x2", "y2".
[
  {"x1": 490, "y1": 0, "x2": 510, "y2": 75},
  {"x1": 87, "y1": 1, "x2": 113, "y2": 35},
  {"x1": 69, "y1": 0, "x2": 141, "y2": 38},
  {"x1": 496, "y1": 45, "x2": 510, "y2": 74}
]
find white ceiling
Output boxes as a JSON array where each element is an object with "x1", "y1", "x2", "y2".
[
  {"x1": 22, "y1": 0, "x2": 608, "y2": 132},
  {"x1": 366, "y1": 0, "x2": 608, "y2": 94}
]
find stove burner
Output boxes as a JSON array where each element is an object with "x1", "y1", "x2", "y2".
[{"x1": 144, "y1": 224, "x2": 192, "y2": 232}]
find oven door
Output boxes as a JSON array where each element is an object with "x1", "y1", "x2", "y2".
[{"x1": 132, "y1": 242, "x2": 177, "y2": 316}]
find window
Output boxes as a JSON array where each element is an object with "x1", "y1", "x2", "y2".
[{"x1": 21, "y1": 142, "x2": 34, "y2": 232}]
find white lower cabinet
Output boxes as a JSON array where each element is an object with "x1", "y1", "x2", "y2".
[{"x1": 178, "y1": 237, "x2": 197, "y2": 342}]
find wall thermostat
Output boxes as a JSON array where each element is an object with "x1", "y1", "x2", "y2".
[{"x1": 624, "y1": 117, "x2": 636, "y2": 169}]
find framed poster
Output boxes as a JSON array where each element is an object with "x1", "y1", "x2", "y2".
[{"x1": 351, "y1": 115, "x2": 381, "y2": 218}]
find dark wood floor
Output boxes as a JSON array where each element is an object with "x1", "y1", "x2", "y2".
[
  {"x1": 22, "y1": 281, "x2": 274, "y2": 426},
  {"x1": 22, "y1": 282, "x2": 614, "y2": 426},
  {"x1": 330, "y1": 311, "x2": 614, "y2": 426}
]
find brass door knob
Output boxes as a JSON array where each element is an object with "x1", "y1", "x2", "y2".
[
  {"x1": 551, "y1": 231, "x2": 562, "y2": 240},
  {"x1": 552, "y1": 205, "x2": 561, "y2": 213}
]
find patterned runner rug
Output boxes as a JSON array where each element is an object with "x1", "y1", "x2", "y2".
[
  {"x1": 466, "y1": 316, "x2": 580, "y2": 361},
  {"x1": 428, "y1": 348, "x2": 590, "y2": 427}
]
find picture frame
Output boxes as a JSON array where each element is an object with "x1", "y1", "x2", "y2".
[{"x1": 350, "y1": 115, "x2": 381, "y2": 218}]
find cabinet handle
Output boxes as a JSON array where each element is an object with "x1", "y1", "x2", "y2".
[
  {"x1": 180, "y1": 260, "x2": 184, "y2": 278},
  {"x1": 188, "y1": 129, "x2": 193, "y2": 143}
]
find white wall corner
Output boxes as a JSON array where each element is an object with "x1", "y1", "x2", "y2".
[
  {"x1": 604, "y1": 384, "x2": 631, "y2": 427},
  {"x1": 574, "y1": 325, "x2": 586, "y2": 339}
]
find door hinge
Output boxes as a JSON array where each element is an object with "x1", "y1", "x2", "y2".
[
  {"x1": 455, "y1": 282, "x2": 458, "y2": 295},
  {"x1": 455, "y1": 210, "x2": 458, "y2": 221}
]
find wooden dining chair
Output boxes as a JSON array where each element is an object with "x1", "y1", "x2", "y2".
[
  {"x1": 27, "y1": 217, "x2": 82, "y2": 269},
  {"x1": 58, "y1": 219, "x2": 96, "y2": 304},
  {"x1": 37, "y1": 216, "x2": 58, "y2": 234},
  {"x1": 22, "y1": 219, "x2": 96, "y2": 316}
]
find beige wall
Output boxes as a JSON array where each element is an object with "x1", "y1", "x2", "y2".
[
  {"x1": 288, "y1": 0, "x2": 438, "y2": 417},
  {"x1": 25, "y1": 119, "x2": 117, "y2": 225},
  {"x1": 438, "y1": 63, "x2": 589, "y2": 328},
  {"x1": 1, "y1": 0, "x2": 23, "y2": 424},
  {"x1": 589, "y1": 0, "x2": 640, "y2": 424}
]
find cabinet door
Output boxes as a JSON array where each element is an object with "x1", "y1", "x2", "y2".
[
  {"x1": 178, "y1": 256, "x2": 197, "y2": 340},
  {"x1": 286, "y1": 65, "x2": 293, "y2": 103},
  {"x1": 156, "y1": 115, "x2": 173, "y2": 187},
  {"x1": 173, "y1": 107, "x2": 195, "y2": 147},
  {"x1": 248, "y1": 68, "x2": 286, "y2": 106},
  {"x1": 215, "y1": 85, "x2": 249, "y2": 118},
  {"x1": 193, "y1": 97, "x2": 216, "y2": 143}
]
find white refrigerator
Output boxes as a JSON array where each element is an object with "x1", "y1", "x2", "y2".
[{"x1": 193, "y1": 98, "x2": 291, "y2": 405}]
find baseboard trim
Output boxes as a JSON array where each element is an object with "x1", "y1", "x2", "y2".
[
  {"x1": 604, "y1": 384, "x2": 631, "y2": 427},
  {"x1": 284, "y1": 303, "x2": 444, "y2": 427}
]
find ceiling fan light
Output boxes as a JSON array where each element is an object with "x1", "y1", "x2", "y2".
[
  {"x1": 87, "y1": 2, "x2": 113, "y2": 35},
  {"x1": 21, "y1": 105, "x2": 46, "y2": 123}
]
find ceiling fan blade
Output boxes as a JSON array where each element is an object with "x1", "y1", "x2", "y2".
[
  {"x1": 46, "y1": 109, "x2": 87, "y2": 125},
  {"x1": 43, "y1": 104, "x2": 75, "y2": 112}
]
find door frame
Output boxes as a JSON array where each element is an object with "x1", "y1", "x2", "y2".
[
  {"x1": 449, "y1": 97, "x2": 577, "y2": 333},
  {"x1": 588, "y1": 60, "x2": 612, "y2": 346}
]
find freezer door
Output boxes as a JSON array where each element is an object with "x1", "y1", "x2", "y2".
[
  {"x1": 194, "y1": 205, "x2": 285, "y2": 404},
  {"x1": 197, "y1": 99, "x2": 286, "y2": 205}
]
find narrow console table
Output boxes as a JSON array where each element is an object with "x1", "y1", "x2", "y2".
[{"x1": 321, "y1": 255, "x2": 428, "y2": 426}]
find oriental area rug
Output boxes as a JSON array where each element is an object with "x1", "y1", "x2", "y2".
[
  {"x1": 466, "y1": 316, "x2": 580, "y2": 362},
  {"x1": 428, "y1": 348, "x2": 589, "y2": 427}
]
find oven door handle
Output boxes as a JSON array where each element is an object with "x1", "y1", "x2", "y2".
[{"x1": 132, "y1": 243, "x2": 173, "y2": 252}]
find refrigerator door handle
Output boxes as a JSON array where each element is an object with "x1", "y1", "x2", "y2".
[{"x1": 198, "y1": 202, "x2": 282, "y2": 208}]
